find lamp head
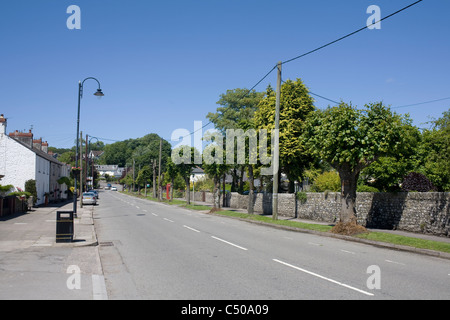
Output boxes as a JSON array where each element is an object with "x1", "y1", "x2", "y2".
[{"x1": 94, "y1": 89, "x2": 104, "y2": 99}]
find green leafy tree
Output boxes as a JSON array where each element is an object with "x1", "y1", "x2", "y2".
[
  {"x1": 361, "y1": 123, "x2": 420, "y2": 191},
  {"x1": 172, "y1": 146, "x2": 200, "y2": 205},
  {"x1": 207, "y1": 88, "x2": 264, "y2": 196},
  {"x1": 165, "y1": 157, "x2": 179, "y2": 201},
  {"x1": 136, "y1": 165, "x2": 152, "y2": 192},
  {"x1": 253, "y1": 79, "x2": 315, "y2": 192},
  {"x1": 415, "y1": 109, "x2": 450, "y2": 191},
  {"x1": 302, "y1": 102, "x2": 411, "y2": 232},
  {"x1": 202, "y1": 144, "x2": 229, "y2": 209}
]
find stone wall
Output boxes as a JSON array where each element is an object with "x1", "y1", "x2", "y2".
[{"x1": 201, "y1": 191, "x2": 450, "y2": 237}]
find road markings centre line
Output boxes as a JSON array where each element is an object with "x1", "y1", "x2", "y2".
[
  {"x1": 211, "y1": 236, "x2": 248, "y2": 251},
  {"x1": 164, "y1": 218, "x2": 174, "y2": 223},
  {"x1": 273, "y1": 259, "x2": 374, "y2": 297},
  {"x1": 385, "y1": 259, "x2": 406, "y2": 266},
  {"x1": 151, "y1": 213, "x2": 158, "y2": 216},
  {"x1": 183, "y1": 225, "x2": 200, "y2": 233}
]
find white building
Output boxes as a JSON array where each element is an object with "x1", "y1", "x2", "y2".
[
  {"x1": 0, "y1": 114, "x2": 70, "y2": 205},
  {"x1": 95, "y1": 165, "x2": 124, "y2": 178}
]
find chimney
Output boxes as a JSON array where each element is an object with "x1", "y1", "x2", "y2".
[
  {"x1": 42, "y1": 141, "x2": 48, "y2": 153},
  {"x1": 9, "y1": 129, "x2": 33, "y2": 148},
  {"x1": 33, "y1": 138, "x2": 42, "y2": 151},
  {"x1": 0, "y1": 114, "x2": 6, "y2": 135}
]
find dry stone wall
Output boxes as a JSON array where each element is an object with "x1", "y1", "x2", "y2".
[{"x1": 198, "y1": 191, "x2": 449, "y2": 237}]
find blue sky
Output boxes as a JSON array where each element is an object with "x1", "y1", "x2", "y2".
[{"x1": 0, "y1": 0, "x2": 449, "y2": 149}]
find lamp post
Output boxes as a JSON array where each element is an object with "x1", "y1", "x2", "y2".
[
  {"x1": 88, "y1": 136, "x2": 99, "y2": 190},
  {"x1": 73, "y1": 78, "x2": 104, "y2": 214}
]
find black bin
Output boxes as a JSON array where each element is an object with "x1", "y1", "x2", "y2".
[{"x1": 56, "y1": 211, "x2": 74, "y2": 243}]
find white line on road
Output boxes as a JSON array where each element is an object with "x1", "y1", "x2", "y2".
[
  {"x1": 273, "y1": 259, "x2": 374, "y2": 297},
  {"x1": 211, "y1": 236, "x2": 248, "y2": 251},
  {"x1": 164, "y1": 218, "x2": 174, "y2": 223},
  {"x1": 92, "y1": 275, "x2": 108, "y2": 300},
  {"x1": 340, "y1": 249, "x2": 355, "y2": 254},
  {"x1": 385, "y1": 259, "x2": 406, "y2": 266},
  {"x1": 151, "y1": 213, "x2": 158, "y2": 216},
  {"x1": 183, "y1": 225, "x2": 200, "y2": 233}
]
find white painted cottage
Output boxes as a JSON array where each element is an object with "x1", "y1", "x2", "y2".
[{"x1": 0, "y1": 114, "x2": 70, "y2": 205}]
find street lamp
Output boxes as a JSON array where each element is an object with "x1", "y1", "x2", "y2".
[
  {"x1": 73, "y1": 77, "x2": 104, "y2": 214},
  {"x1": 87, "y1": 135, "x2": 99, "y2": 190}
]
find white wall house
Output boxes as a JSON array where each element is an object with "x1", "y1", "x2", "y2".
[
  {"x1": 0, "y1": 114, "x2": 70, "y2": 205},
  {"x1": 95, "y1": 165, "x2": 124, "y2": 178}
]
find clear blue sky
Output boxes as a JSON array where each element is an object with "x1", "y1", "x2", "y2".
[{"x1": 1, "y1": 0, "x2": 449, "y2": 149}]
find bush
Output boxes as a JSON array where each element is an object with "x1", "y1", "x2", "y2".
[
  {"x1": 25, "y1": 179, "x2": 37, "y2": 204},
  {"x1": 357, "y1": 185, "x2": 379, "y2": 192},
  {"x1": 401, "y1": 172, "x2": 437, "y2": 192},
  {"x1": 296, "y1": 191, "x2": 307, "y2": 204},
  {"x1": 311, "y1": 171, "x2": 341, "y2": 192}
]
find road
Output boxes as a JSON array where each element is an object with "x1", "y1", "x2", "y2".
[{"x1": 94, "y1": 189, "x2": 450, "y2": 300}]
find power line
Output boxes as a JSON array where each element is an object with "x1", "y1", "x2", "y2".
[
  {"x1": 309, "y1": 92, "x2": 340, "y2": 106},
  {"x1": 177, "y1": 65, "x2": 278, "y2": 140},
  {"x1": 282, "y1": 0, "x2": 424, "y2": 65},
  {"x1": 392, "y1": 97, "x2": 450, "y2": 109}
]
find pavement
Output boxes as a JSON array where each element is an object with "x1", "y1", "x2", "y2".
[{"x1": 0, "y1": 200, "x2": 97, "y2": 252}]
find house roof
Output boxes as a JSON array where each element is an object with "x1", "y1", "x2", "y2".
[{"x1": 7, "y1": 134, "x2": 65, "y2": 166}]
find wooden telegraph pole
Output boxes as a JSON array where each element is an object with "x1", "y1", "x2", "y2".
[{"x1": 272, "y1": 61, "x2": 282, "y2": 220}]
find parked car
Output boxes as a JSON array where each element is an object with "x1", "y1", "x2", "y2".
[
  {"x1": 88, "y1": 189, "x2": 99, "y2": 199},
  {"x1": 111, "y1": 186, "x2": 117, "y2": 191},
  {"x1": 82, "y1": 192, "x2": 97, "y2": 205}
]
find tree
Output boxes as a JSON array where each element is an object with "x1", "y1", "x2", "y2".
[
  {"x1": 361, "y1": 123, "x2": 420, "y2": 191},
  {"x1": 202, "y1": 144, "x2": 229, "y2": 210},
  {"x1": 415, "y1": 109, "x2": 450, "y2": 191},
  {"x1": 136, "y1": 166, "x2": 152, "y2": 193},
  {"x1": 254, "y1": 79, "x2": 315, "y2": 192},
  {"x1": 207, "y1": 88, "x2": 264, "y2": 196},
  {"x1": 172, "y1": 146, "x2": 200, "y2": 205},
  {"x1": 302, "y1": 102, "x2": 411, "y2": 233},
  {"x1": 165, "y1": 157, "x2": 179, "y2": 201}
]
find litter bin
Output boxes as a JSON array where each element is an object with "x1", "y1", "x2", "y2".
[{"x1": 56, "y1": 211, "x2": 74, "y2": 243}]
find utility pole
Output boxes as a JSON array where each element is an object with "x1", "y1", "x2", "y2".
[
  {"x1": 272, "y1": 61, "x2": 282, "y2": 220},
  {"x1": 85, "y1": 134, "x2": 88, "y2": 190},
  {"x1": 80, "y1": 131, "x2": 83, "y2": 208},
  {"x1": 158, "y1": 138, "x2": 162, "y2": 201},
  {"x1": 152, "y1": 159, "x2": 156, "y2": 198},
  {"x1": 132, "y1": 159, "x2": 135, "y2": 193}
]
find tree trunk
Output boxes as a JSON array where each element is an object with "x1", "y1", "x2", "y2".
[
  {"x1": 247, "y1": 165, "x2": 254, "y2": 214},
  {"x1": 185, "y1": 177, "x2": 190, "y2": 205},
  {"x1": 222, "y1": 173, "x2": 226, "y2": 208},
  {"x1": 213, "y1": 176, "x2": 220, "y2": 209},
  {"x1": 170, "y1": 177, "x2": 174, "y2": 202},
  {"x1": 338, "y1": 169, "x2": 359, "y2": 224}
]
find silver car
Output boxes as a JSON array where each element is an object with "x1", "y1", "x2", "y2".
[{"x1": 82, "y1": 192, "x2": 97, "y2": 205}]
